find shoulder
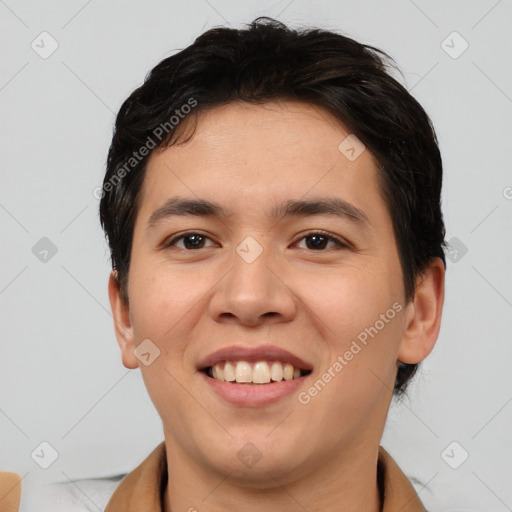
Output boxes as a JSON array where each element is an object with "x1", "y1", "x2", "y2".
[{"x1": 0, "y1": 471, "x2": 22, "y2": 512}]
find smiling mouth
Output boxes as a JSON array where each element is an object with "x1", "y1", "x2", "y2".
[{"x1": 202, "y1": 360, "x2": 312, "y2": 384}]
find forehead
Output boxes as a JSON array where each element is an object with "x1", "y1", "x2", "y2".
[{"x1": 137, "y1": 100, "x2": 388, "y2": 225}]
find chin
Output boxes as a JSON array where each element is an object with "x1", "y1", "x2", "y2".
[{"x1": 205, "y1": 438, "x2": 311, "y2": 487}]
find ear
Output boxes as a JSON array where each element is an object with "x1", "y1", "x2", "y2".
[
  {"x1": 397, "y1": 257, "x2": 445, "y2": 364},
  {"x1": 108, "y1": 271, "x2": 139, "y2": 369}
]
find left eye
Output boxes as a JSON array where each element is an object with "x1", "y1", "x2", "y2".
[{"x1": 295, "y1": 232, "x2": 348, "y2": 251}]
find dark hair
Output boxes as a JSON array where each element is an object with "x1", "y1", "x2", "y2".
[{"x1": 100, "y1": 17, "x2": 446, "y2": 397}]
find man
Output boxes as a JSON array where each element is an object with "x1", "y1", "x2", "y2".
[{"x1": 1, "y1": 17, "x2": 446, "y2": 511}]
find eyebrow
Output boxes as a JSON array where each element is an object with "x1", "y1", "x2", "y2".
[{"x1": 147, "y1": 196, "x2": 370, "y2": 227}]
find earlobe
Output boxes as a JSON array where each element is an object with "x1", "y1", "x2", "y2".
[
  {"x1": 397, "y1": 257, "x2": 445, "y2": 365},
  {"x1": 108, "y1": 271, "x2": 139, "y2": 369}
]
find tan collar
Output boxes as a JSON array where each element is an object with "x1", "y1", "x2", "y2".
[{"x1": 105, "y1": 443, "x2": 426, "y2": 512}]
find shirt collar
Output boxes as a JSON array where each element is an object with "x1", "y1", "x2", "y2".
[{"x1": 105, "y1": 442, "x2": 426, "y2": 512}]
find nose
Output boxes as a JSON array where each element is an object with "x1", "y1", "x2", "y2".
[{"x1": 208, "y1": 241, "x2": 297, "y2": 327}]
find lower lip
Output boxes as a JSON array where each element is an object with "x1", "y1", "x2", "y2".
[{"x1": 200, "y1": 371, "x2": 308, "y2": 407}]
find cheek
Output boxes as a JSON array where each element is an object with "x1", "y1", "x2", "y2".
[
  {"x1": 128, "y1": 262, "x2": 209, "y2": 355},
  {"x1": 300, "y1": 262, "x2": 399, "y2": 343},
  {"x1": 298, "y1": 260, "x2": 405, "y2": 407},
  {"x1": 128, "y1": 264, "x2": 210, "y2": 426}
]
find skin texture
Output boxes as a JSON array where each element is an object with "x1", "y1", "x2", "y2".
[{"x1": 109, "y1": 100, "x2": 445, "y2": 512}]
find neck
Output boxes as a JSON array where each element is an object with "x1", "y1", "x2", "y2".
[{"x1": 163, "y1": 437, "x2": 382, "y2": 512}]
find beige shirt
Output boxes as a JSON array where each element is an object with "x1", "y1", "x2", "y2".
[{"x1": 0, "y1": 444, "x2": 426, "y2": 511}]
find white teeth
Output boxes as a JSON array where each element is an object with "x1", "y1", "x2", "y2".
[
  {"x1": 283, "y1": 363, "x2": 294, "y2": 381},
  {"x1": 252, "y1": 361, "x2": 271, "y2": 383},
  {"x1": 210, "y1": 360, "x2": 306, "y2": 384},
  {"x1": 235, "y1": 361, "x2": 252, "y2": 383},
  {"x1": 270, "y1": 361, "x2": 283, "y2": 381},
  {"x1": 212, "y1": 364, "x2": 224, "y2": 381},
  {"x1": 223, "y1": 361, "x2": 236, "y2": 382}
]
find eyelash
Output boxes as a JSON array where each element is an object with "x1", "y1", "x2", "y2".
[{"x1": 164, "y1": 230, "x2": 349, "y2": 251}]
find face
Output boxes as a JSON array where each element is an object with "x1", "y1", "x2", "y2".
[{"x1": 110, "y1": 100, "x2": 442, "y2": 485}]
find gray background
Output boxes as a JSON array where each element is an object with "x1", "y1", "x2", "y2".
[{"x1": 1, "y1": 0, "x2": 511, "y2": 510}]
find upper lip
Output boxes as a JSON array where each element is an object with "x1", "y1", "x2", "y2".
[{"x1": 197, "y1": 345, "x2": 314, "y2": 371}]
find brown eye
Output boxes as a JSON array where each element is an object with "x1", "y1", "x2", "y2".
[
  {"x1": 165, "y1": 233, "x2": 215, "y2": 250},
  {"x1": 295, "y1": 231, "x2": 348, "y2": 251}
]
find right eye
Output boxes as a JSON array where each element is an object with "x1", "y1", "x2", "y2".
[{"x1": 164, "y1": 232, "x2": 217, "y2": 250}]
